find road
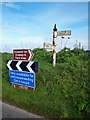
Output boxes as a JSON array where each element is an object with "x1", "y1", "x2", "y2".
[{"x1": 0, "y1": 101, "x2": 45, "y2": 119}]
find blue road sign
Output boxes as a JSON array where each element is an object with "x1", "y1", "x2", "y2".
[{"x1": 9, "y1": 70, "x2": 35, "y2": 89}]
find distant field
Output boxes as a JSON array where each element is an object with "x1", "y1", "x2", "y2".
[{"x1": 2, "y1": 48, "x2": 89, "y2": 118}]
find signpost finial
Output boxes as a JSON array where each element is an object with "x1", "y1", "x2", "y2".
[{"x1": 53, "y1": 24, "x2": 57, "y2": 31}]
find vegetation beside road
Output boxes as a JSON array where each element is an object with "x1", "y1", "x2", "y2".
[
  {"x1": 0, "y1": 53, "x2": 2, "y2": 100},
  {"x1": 1, "y1": 47, "x2": 89, "y2": 118}
]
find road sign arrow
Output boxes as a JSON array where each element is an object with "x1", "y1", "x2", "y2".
[
  {"x1": 31, "y1": 62, "x2": 38, "y2": 73},
  {"x1": 7, "y1": 60, "x2": 12, "y2": 70},
  {"x1": 26, "y1": 61, "x2": 34, "y2": 73},
  {"x1": 7, "y1": 60, "x2": 38, "y2": 73},
  {"x1": 16, "y1": 61, "x2": 22, "y2": 71},
  {"x1": 19, "y1": 61, "x2": 29, "y2": 72},
  {"x1": 10, "y1": 61, "x2": 18, "y2": 70},
  {"x1": 28, "y1": 49, "x2": 33, "y2": 61}
]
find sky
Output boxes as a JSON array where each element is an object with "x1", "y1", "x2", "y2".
[{"x1": 1, "y1": 1, "x2": 88, "y2": 52}]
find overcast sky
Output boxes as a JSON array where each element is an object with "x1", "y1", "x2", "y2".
[{"x1": 1, "y1": 1, "x2": 88, "y2": 52}]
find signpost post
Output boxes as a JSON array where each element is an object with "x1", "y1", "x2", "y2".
[
  {"x1": 53, "y1": 26, "x2": 71, "y2": 67},
  {"x1": 45, "y1": 24, "x2": 71, "y2": 67},
  {"x1": 53, "y1": 24, "x2": 57, "y2": 67},
  {"x1": 52, "y1": 24, "x2": 71, "y2": 67}
]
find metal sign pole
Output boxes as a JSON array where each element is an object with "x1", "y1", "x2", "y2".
[{"x1": 53, "y1": 24, "x2": 57, "y2": 67}]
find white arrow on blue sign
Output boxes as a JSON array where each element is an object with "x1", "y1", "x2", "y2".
[{"x1": 9, "y1": 70, "x2": 35, "y2": 89}]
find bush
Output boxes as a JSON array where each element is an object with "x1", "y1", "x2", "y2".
[{"x1": 2, "y1": 48, "x2": 89, "y2": 118}]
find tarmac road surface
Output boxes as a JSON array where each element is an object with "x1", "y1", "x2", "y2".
[{"x1": 0, "y1": 101, "x2": 45, "y2": 119}]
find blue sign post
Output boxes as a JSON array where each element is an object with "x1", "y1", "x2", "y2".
[{"x1": 9, "y1": 70, "x2": 35, "y2": 89}]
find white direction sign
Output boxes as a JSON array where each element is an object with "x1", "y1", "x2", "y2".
[
  {"x1": 43, "y1": 42, "x2": 53, "y2": 50},
  {"x1": 57, "y1": 30, "x2": 71, "y2": 36}
]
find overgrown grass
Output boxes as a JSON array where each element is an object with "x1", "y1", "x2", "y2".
[
  {"x1": 0, "y1": 53, "x2": 2, "y2": 100},
  {"x1": 2, "y1": 48, "x2": 89, "y2": 118}
]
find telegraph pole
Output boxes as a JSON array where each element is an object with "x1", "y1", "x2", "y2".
[{"x1": 53, "y1": 24, "x2": 57, "y2": 67}]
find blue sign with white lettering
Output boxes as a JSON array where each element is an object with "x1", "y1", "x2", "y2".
[{"x1": 9, "y1": 70, "x2": 35, "y2": 88}]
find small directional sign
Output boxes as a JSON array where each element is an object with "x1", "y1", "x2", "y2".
[
  {"x1": 9, "y1": 70, "x2": 35, "y2": 88},
  {"x1": 13, "y1": 49, "x2": 33, "y2": 61},
  {"x1": 43, "y1": 42, "x2": 53, "y2": 50},
  {"x1": 7, "y1": 60, "x2": 38, "y2": 73},
  {"x1": 57, "y1": 30, "x2": 71, "y2": 36}
]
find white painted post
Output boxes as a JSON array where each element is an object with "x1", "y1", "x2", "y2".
[{"x1": 53, "y1": 24, "x2": 57, "y2": 67}]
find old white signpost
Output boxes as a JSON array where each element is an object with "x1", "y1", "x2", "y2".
[
  {"x1": 44, "y1": 24, "x2": 71, "y2": 67},
  {"x1": 53, "y1": 24, "x2": 71, "y2": 67}
]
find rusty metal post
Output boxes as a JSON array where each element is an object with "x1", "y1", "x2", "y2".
[{"x1": 53, "y1": 24, "x2": 57, "y2": 67}]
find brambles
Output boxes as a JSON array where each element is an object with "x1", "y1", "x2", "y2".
[{"x1": 2, "y1": 47, "x2": 89, "y2": 118}]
